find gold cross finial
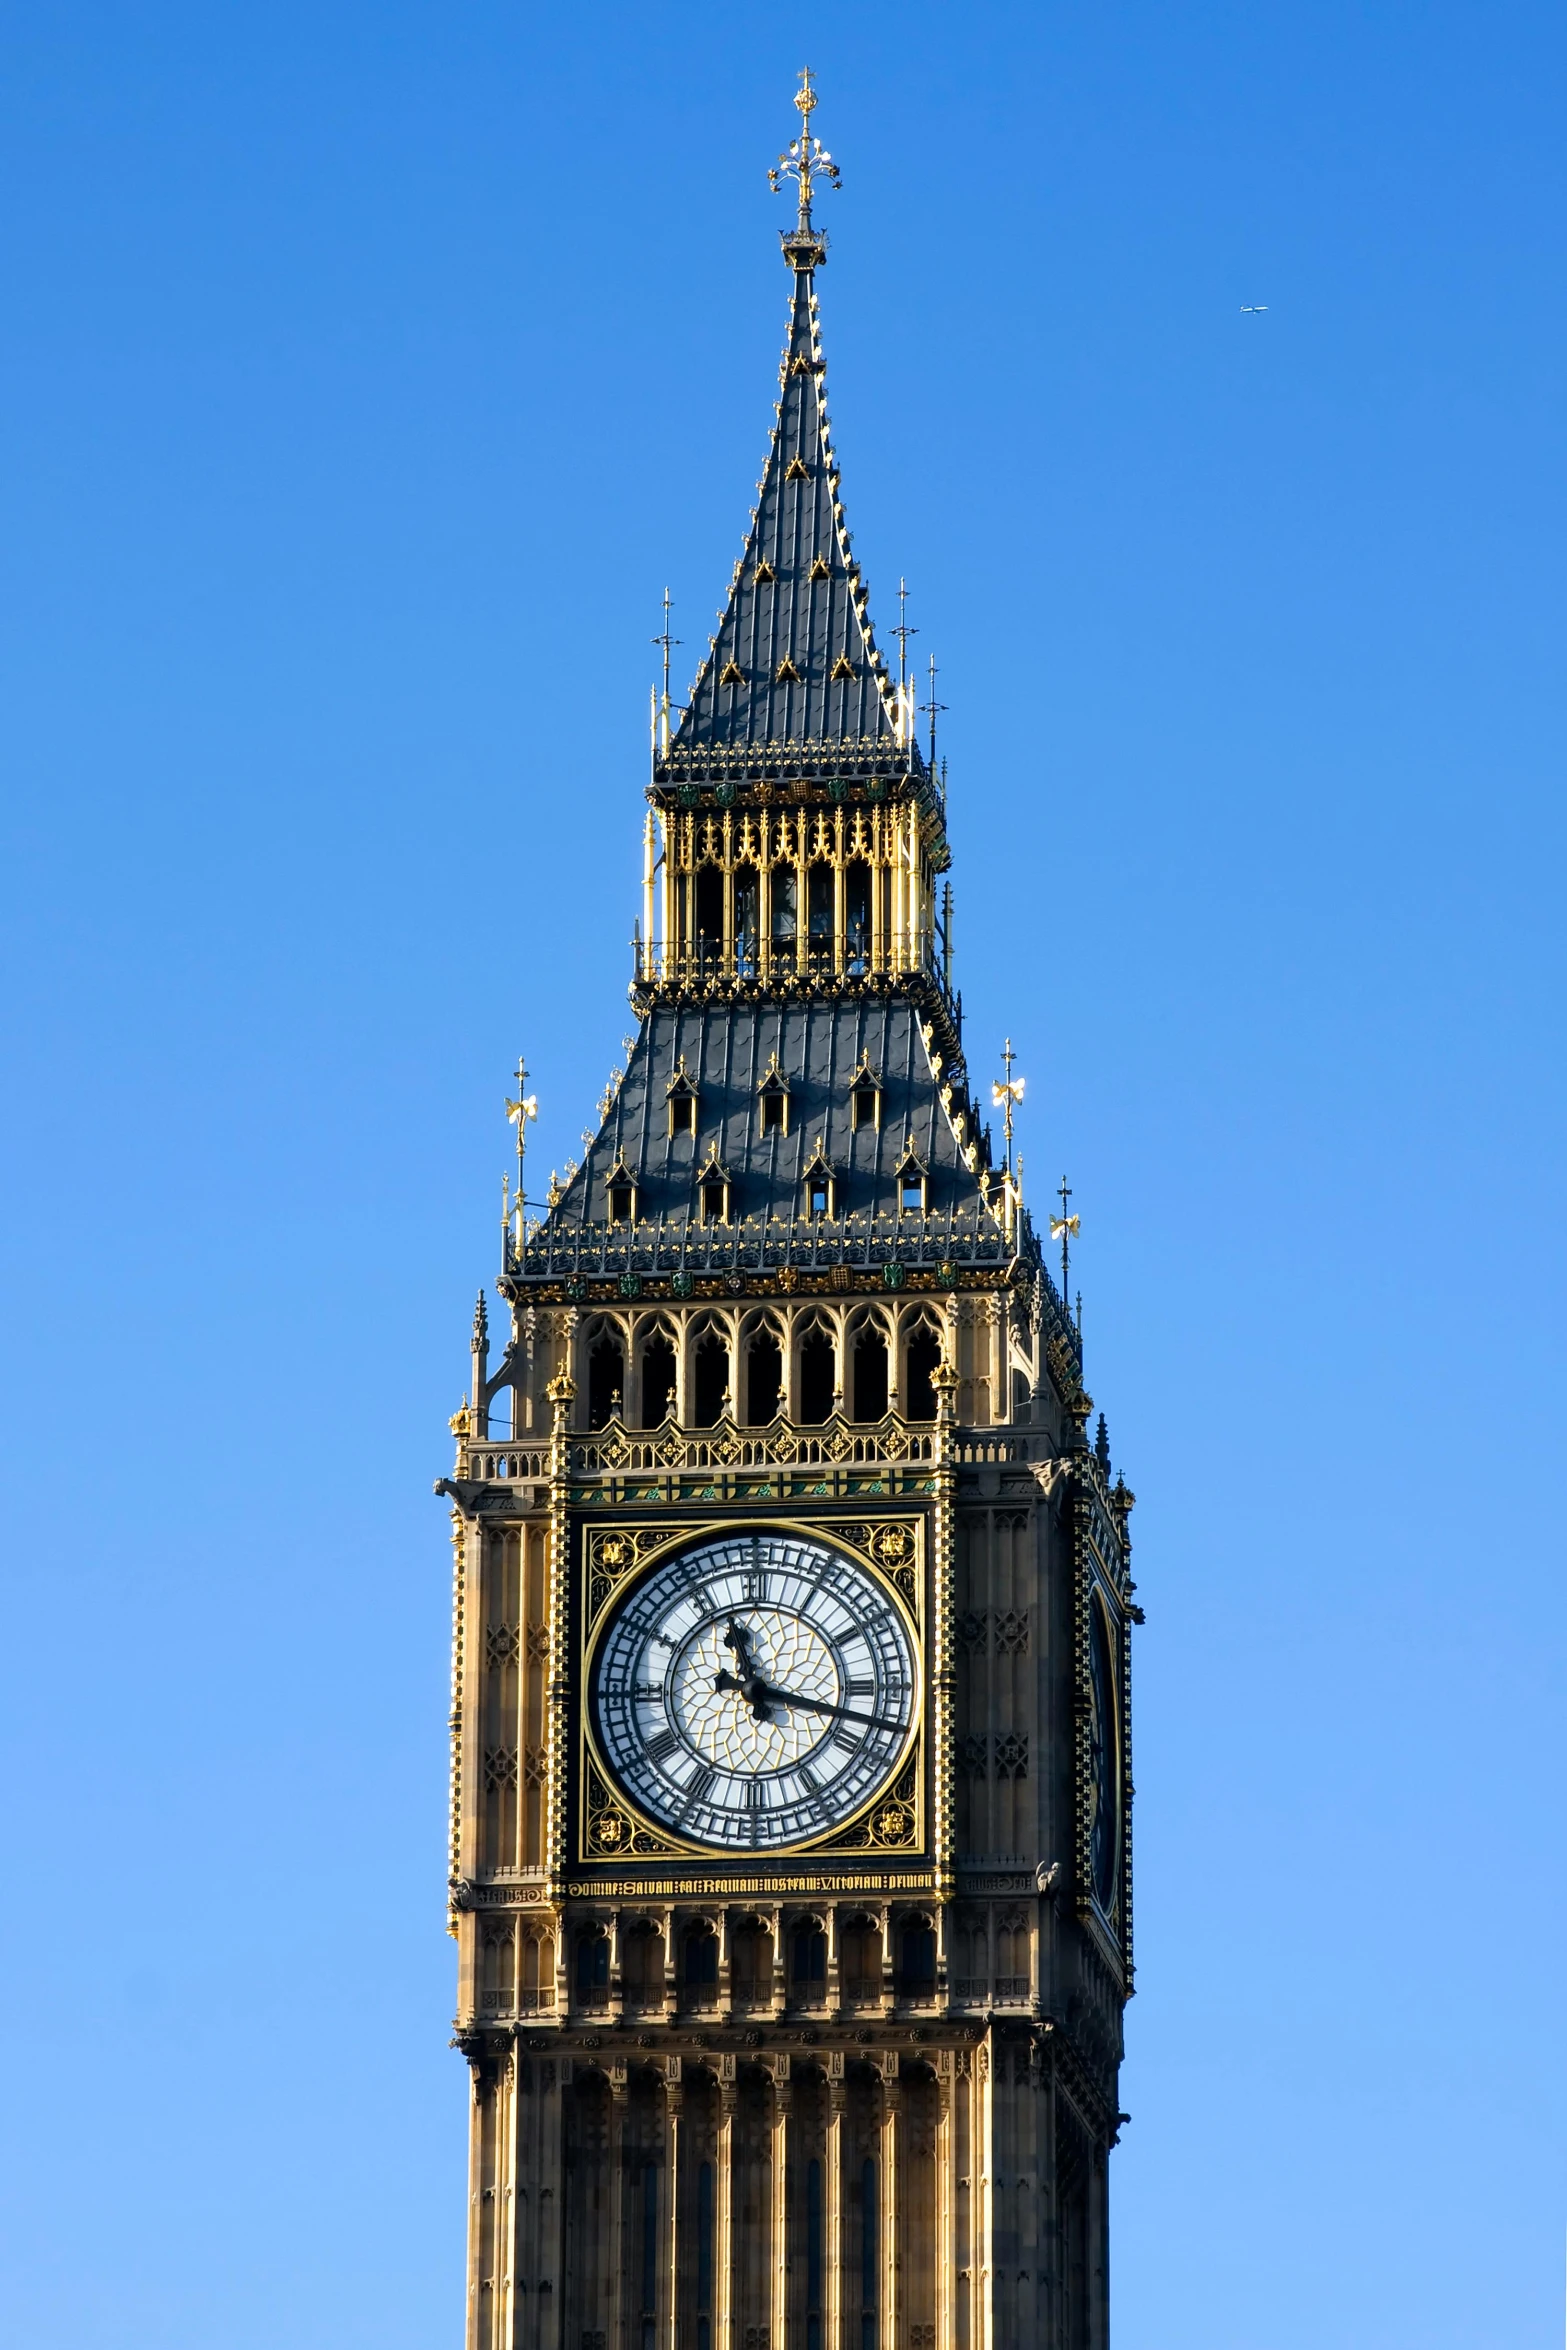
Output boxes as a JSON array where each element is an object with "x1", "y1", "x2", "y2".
[{"x1": 769, "y1": 67, "x2": 841, "y2": 257}]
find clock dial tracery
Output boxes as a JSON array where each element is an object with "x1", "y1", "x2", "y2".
[{"x1": 593, "y1": 1529, "x2": 918, "y2": 1850}]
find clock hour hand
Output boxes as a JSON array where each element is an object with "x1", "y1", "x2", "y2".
[{"x1": 723, "y1": 1617, "x2": 758, "y2": 1679}]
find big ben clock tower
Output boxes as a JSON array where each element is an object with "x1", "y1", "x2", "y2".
[{"x1": 438, "y1": 74, "x2": 1137, "y2": 2350}]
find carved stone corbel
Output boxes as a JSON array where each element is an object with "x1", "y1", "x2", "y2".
[{"x1": 1028, "y1": 1456, "x2": 1074, "y2": 1518}]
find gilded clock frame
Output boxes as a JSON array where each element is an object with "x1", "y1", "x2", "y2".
[{"x1": 575, "y1": 1511, "x2": 928, "y2": 1867}]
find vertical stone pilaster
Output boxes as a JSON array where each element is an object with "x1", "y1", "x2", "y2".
[
  {"x1": 935, "y1": 2053, "x2": 956, "y2": 2350},
  {"x1": 535, "y1": 2055, "x2": 565, "y2": 2350},
  {"x1": 662, "y1": 2062, "x2": 683, "y2": 2350},
  {"x1": 881, "y1": 2071, "x2": 903, "y2": 2350},
  {"x1": 715, "y1": 2065, "x2": 738, "y2": 2350},
  {"x1": 465, "y1": 2060, "x2": 486, "y2": 2350},
  {"x1": 974, "y1": 2037, "x2": 995, "y2": 2350},
  {"x1": 608, "y1": 2064, "x2": 629, "y2": 2346},
  {"x1": 932, "y1": 1345, "x2": 960, "y2": 1898},
  {"x1": 825, "y1": 2058, "x2": 846, "y2": 2350},
  {"x1": 770, "y1": 2060, "x2": 793, "y2": 2350},
  {"x1": 544, "y1": 1364, "x2": 574, "y2": 1903}
]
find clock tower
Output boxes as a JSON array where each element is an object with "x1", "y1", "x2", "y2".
[{"x1": 439, "y1": 75, "x2": 1137, "y2": 2350}]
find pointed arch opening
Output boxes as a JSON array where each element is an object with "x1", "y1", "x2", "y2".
[
  {"x1": 771, "y1": 862, "x2": 799, "y2": 962},
  {"x1": 586, "y1": 1325, "x2": 624, "y2": 1430},
  {"x1": 845, "y1": 856, "x2": 871, "y2": 972},
  {"x1": 744, "y1": 1315, "x2": 784, "y2": 1425},
  {"x1": 733, "y1": 863, "x2": 759, "y2": 974},
  {"x1": 848, "y1": 1306, "x2": 891, "y2": 1424},
  {"x1": 797, "y1": 1321, "x2": 835, "y2": 1425},
  {"x1": 694, "y1": 865, "x2": 724, "y2": 969},
  {"x1": 807, "y1": 862, "x2": 834, "y2": 969},
  {"x1": 640, "y1": 1328, "x2": 677, "y2": 1427},
  {"x1": 904, "y1": 1319, "x2": 943, "y2": 1422},
  {"x1": 692, "y1": 1325, "x2": 730, "y2": 1427}
]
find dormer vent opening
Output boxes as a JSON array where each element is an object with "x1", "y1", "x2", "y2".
[
  {"x1": 666, "y1": 1059, "x2": 699, "y2": 1139},
  {"x1": 605, "y1": 1156, "x2": 639, "y2": 1226},
  {"x1": 758, "y1": 1053, "x2": 791, "y2": 1137},
  {"x1": 894, "y1": 1139, "x2": 929, "y2": 1216},
  {"x1": 802, "y1": 1141, "x2": 835, "y2": 1221},
  {"x1": 697, "y1": 1145, "x2": 732, "y2": 1226},
  {"x1": 849, "y1": 1055, "x2": 881, "y2": 1132}
]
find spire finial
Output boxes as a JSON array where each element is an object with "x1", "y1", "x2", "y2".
[
  {"x1": 921, "y1": 651, "x2": 948, "y2": 769},
  {"x1": 893, "y1": 577, "x2": 919, "y2": 693},
  {"x1": 652, "y1": 589, "x2": 681, "y2": 754},
  {"x1": 504, "y1": 1058, "x2": 538, "y2": 1252},
  {"x1": 991, "y1": 1039, "x2": 1025, "y2": 1171},
  {"x1": 769, "y1": 68, "x2": 840, "y2": 268},
  {"x1": 1050, "y1": 1175, "x2": 1081, "y2": 1304}
]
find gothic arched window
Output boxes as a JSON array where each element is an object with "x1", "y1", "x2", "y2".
[
  {"x1": 586, "y1": 1329, "x2": 624, "y2": 1430},
  {"x1": 845, "y1": 857, "x2": 871, "y2": 971},
  {"x1": 850, "y1": 1317, "x2": 889, "y2": 1423},
  {"x1": 797, "y1": 1325, "x2": 835, "y2": 1425},
  {"x1": 692, "y1": 1329, "x2": 729, "y2": 1426},
  {"x1": 746, "y1": 1325, "x2": 783, "y2": 1424},
  {"x1": 905, "y1": 1323, "x2": 942, "y2": 1422}
]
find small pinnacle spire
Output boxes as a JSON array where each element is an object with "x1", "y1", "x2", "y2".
[
  {"x1": 473, "y1": 1289, "x2": 488, "y2": 1341},
  {"x1": 1095, "y1": 1412, "x2": 1112, "y2": 1479}
]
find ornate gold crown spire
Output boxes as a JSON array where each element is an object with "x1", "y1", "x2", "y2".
[{"x1": 769, "y1": 66, "x2": 840, "y2": 269}]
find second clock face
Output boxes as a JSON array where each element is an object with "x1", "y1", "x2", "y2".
[{"x1": 593, "y1": 1530, "x2": 918, "y2": 1850}]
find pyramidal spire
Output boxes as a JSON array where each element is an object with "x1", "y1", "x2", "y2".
[{"x1": 657, "y1": 72, "x2": 919, "y2": 786}]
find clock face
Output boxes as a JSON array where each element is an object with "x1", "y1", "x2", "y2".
[
  {"x1": 1087, "y1": 1591, "x2": 1120, "y2": 1912},
  {"x1": 593, "y1": 1529, "x2": 918, "y2": 1851}
]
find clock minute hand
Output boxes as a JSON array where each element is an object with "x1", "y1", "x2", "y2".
[{"x1": 760, "y1": 1683, "x2": 905, "y2": 1735}]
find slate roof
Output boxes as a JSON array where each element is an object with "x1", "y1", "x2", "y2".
[
  {"x1": 657, "y1": 256, "x2": 919, "y2": 785},
  {"x1": 514, "y1": 998, "x2": 1071, "y2": 1355},
  {"x1": 554, "y1": 998, "x2": 977, "y2": 1226}
]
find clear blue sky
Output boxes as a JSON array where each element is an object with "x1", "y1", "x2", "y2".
[{"x1": 1, "y1": 4, "x2": 1562, "y2": 2344}]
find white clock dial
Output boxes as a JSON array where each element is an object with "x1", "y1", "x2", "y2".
[{"x1": 593, "y1": 1530, "x2": 918, "y2": 1850}]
